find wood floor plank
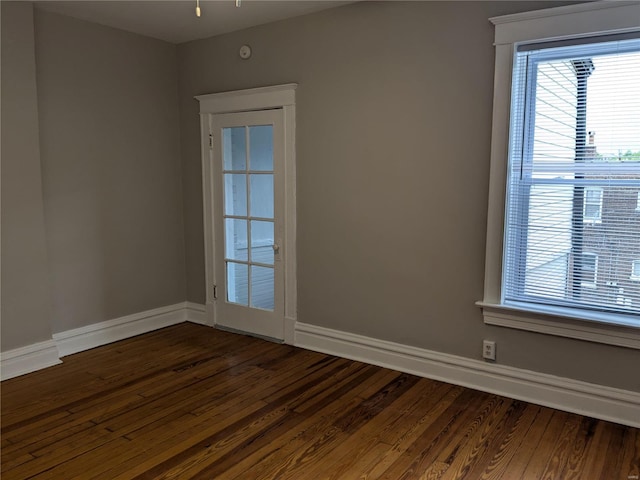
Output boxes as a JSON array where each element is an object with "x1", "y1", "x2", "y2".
[
  {"x1": 206, "y1": 368, "x2": 399, "y2": 480},
  {"x1": 1, "y1": 351, "x2": 228, "y2": 448},
  {"x1": 332, "y1": 383, "x2": 459, "y2": 480},
  {"x1": 517, "y1": 410, "x2": 573, "y2": 479},
  {"x1": 478, "y1": 403, "x2": 544, "y2": 480},
  {"x1": 565, "y1": 417, "x2": 612, "y2": 480},
  {"x1": 375, "y1": 389, "x2": 496, "y2": 479},
  {"x1": 166, "y1": 365, "x2": 385, "y2": 479},
  {"x1": 558, "y1": 416, "x2": 599, "y2": 479},
  {"x1": 214, "y1": 392, "x2": 365, "y2": 480},
  {"x1": 213, "y1": 369, "x2": 411, "y2": 480},
  {"x1": 101, "y1": 400, "x2": 271, "y2": 480},
  {"x1": 0, "y1": 324, "x2": 209, "y2": 423},
  {"x1": 538, "y1": 413, "x2": 583, "y2": 480},
  {"x1": 123, "y1": 358, "x2": 374, "y2": 479},
  {"x1": 358, "y1": 385, "x2": 464, "y2": 477},
  {"x1": 1, "y1": 323, "x2": 638, "y2": 480},
  {"x1": 493, "y1": 405, "x2": 553, "y2": 478},
  {"x1": 604, "y1": 424, "x2": 640, "y2": 480},
  {"x1": 295, "y1": 379, "x2": 452, "y2": 480},
  {"x1": 439, "y1": 398, "x2": 527, "y2": 480}
]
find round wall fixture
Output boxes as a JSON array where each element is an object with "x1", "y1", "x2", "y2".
[{"x1": 239, "y1": 45, "x2": 252, "y2": 60}]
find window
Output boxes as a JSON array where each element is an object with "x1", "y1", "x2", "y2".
[
  {"x1": 580, "y1": 253, "x2": 598, "y2": 288},
  {"x1": 632, "y1": 260, "x2": 640, "y2": 281},
  {"x1": 504, "y1": 35, "x2": 640, "y2": 314},
  {"x1": 636, "y1": 191, "x2": 640, "y2": 211},
  {"x1": 479, "y1": 2, "x2": 640, "y2": 348},
  {"x1": 583, "y1": 187, "x2": 603, "y2": 223}
]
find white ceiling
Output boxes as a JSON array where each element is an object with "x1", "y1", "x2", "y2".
[{"x1": 35, "y1": 1, "x2": 352, "y2": 44}]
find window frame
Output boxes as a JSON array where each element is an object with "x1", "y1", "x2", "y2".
[{"x1": 478, "y1": 1, "x2": 640, "y2": 349}]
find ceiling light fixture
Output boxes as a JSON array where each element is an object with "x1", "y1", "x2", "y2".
[{"x1": 196, "y1": 0, "x2": 241, "y2": 18}]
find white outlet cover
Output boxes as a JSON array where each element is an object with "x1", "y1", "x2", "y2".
[{"x1": 483, "y1": 340, "x2": 496, "y2": 360}]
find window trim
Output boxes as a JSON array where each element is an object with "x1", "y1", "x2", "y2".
[{"x1": 479, "y1": 1, "x2": 640, "y2": 349}]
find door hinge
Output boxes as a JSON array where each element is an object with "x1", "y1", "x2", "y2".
[
  {"x1": 208, "y1": 134, "x2": 213, "y2": 149},
  {"x1": 213, "y1": 284, "x2": 217, "y2": 300}
]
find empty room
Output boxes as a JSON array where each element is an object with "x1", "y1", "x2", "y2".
[{"x1": 1, "y1": 1, "x2": 639, "y2": 478}]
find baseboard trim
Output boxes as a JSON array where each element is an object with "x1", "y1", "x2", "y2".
[
  {"x1": 294, "y1": 322, "x2": 640, "y2": 428},
  {"x1": 2, "y1": 302, "x2": 212, "y2": 380},
  {"x1": 1, "y1": 339, "x2": 62, "y2": 381},
  {"x1": 185, "y1": 302, "x2": 209, "y2": 326},
  {"x1": 53, "y1": 303, "x2": 187, "y2": 357}
]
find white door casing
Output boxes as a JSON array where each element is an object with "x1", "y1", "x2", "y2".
[{"x1": 197, "y1": 84, "x2": 297, "y2": 343}]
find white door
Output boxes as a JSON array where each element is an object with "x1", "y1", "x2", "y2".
[{"x1": 210, "y1": 109, "x2": 285, "y2": 340}]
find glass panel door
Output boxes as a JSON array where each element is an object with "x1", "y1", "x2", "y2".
[{"x1": 211, "y1": 108, "x2": 284, "y2": 340}]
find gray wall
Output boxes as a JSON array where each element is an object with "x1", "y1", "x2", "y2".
[
  {"x1": 1, "y1": 5, "x2": 186, "y2": 351},
  {"x1": 178, "y1": 1, "x2": 640, "y2": 391},
  {"x1": 3, "y1": 1, "x2": 637, "y2": 393},
  {"x1": 34, "y1": 9, "x2": 186, "y2": 333},
  {"x1": 1, "y1": 2, "x2": 55, "y2": 350}
]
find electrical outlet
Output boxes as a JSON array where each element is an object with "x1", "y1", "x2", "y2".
[{"x1": 483, "y1": 340, "x2": 496, "y2": 361}]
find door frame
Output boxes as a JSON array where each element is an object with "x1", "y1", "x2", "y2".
[{"x1": 196, "y1": 84, "x2": 297, "y2": 344}]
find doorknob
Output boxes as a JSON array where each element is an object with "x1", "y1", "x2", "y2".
[{"x1": 272, "y1": 243, "x2": 280, "y2": 253}]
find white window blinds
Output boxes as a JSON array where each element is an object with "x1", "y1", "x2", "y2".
[{"x1": 503, "y1": 36, "x2": 640, "y2": 318}]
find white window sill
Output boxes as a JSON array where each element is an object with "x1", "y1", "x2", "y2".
[{"x1": 476, "y1": 301, "x2": 640, "y2": 349}]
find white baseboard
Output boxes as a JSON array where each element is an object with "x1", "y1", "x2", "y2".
[
  {"x1": 294, "y1": 322, "x2": 640, "y2": 428},
  {"x1": 2, "y1": 302, "x2": 211, "y2": 380},
  {"x1": 53, "y1": 303, "x2": 187, "y2": 357},
  {"x1": 1, "y1": 339, "x2": 62, "y2": 381},
  {"x1": 185, "y1": 301, "x2": 209, "y2": 325}
]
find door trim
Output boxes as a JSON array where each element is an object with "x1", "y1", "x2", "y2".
[
  {"x1": 196, "y1": 83, "x2": 297, "y2": 114},
  {"x1": 196, "y1": 84, "x2": 297, "y2": 344}
]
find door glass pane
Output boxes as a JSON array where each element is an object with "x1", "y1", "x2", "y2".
[
  {"x1": 227, "y1": 262, "x2": 248, "y2": 306},
  {"x1": 225, "y1": 219, "x2": 248, "y2": 261},
  {"x1": 223, "y1": 127, "x2": 246, "y2": 170},
  {"x1": 249, "y1": 126, "x2": 273, "y2": 171},
  {"x1": 224, "y1": 174, "x2": 247, "y2": 216},
  {"x1": 250, "y1": 174, "x2": 273, "y2": 219},
  {"x1": 250, "y1": 220, "x2": 274, "y2": 265},
  {"x1": 220, "y1": 120, "x2": 277, "y2": 315},
  {"x1": 250, "y1": 266, "x2": 274, "y2": 310}
]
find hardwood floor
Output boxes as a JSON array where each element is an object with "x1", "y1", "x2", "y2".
[{"x1": 1, "y1": 323, "x2": 638, "y2": 479}]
